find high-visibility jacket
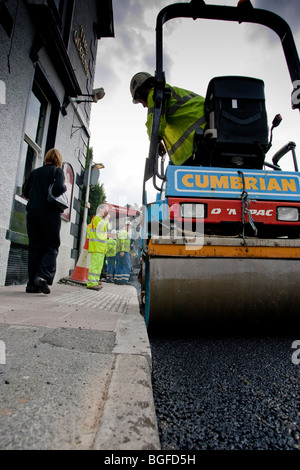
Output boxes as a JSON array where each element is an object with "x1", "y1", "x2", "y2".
[
  {"x1": 116, "y1": 229, "x2": 131, "y2": 253},
  {"x1": 146, "y1": 84, "x2": 206, "y2": 165},
  {"x1": 106, "y1": 238, "x2": 116, "y2": 257},
  {"x1": 88, "y1": 215, "x2": 108, "y2": 253}
]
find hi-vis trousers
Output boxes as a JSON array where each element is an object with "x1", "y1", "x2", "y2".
[
  {"x1": 87, "y1": 252, "x2": 105, "y2": 288},
  {"x1": 115, "y1": 252, "x2": 131, "y2": 285},
  {"x1": 106, "y1": 255, "x2": 116, "y2": 283}
]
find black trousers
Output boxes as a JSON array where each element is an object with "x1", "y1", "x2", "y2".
[{"x1": 26, "y1": 208, "x2": 61, "y2": 286}]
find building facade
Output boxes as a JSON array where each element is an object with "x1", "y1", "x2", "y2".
[{"x1": 0, "y1": 0, "x2": 114, "y2": 286}]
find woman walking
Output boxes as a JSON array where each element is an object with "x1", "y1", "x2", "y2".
[{"x1": 23, "y1": 148, "x2": 67, "y2": 294}]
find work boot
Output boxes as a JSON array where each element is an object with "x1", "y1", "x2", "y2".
[{"x1": 87, "y1": 285, "x2": 103, "y2": 291}]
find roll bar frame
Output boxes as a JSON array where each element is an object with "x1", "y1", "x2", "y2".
[{"x1": 143, "y1": 0, "x2": 300, "y2": 196}]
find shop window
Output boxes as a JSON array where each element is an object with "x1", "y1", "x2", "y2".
[
  {"x1": 53, "y1": 0, "x2": 64, "y2": 16},
  {"x1": 16, "y1": 82, "x2": 50, "y2": 197},
  {"x1": 48, "y1": 0, "x2": 74, "y2": 48},
  {"x1": 0, "y1": 2, "x2": 14, "y2": 38},
  {"x1": 61, "y1": 163, "x2": 74, "y2": 222},
  {"x1": 7, "y1": 68, "x2": 59, "y2": 283}
]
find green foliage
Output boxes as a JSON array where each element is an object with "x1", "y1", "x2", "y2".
[{"x1": 88, "y1": 183, "x2": 106, "y2": 223}]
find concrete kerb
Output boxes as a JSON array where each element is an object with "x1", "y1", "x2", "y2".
[
  {"x1": 61, "y1": 278, "x2": 161, "y2": 449},
  {"x1": 93, "y1": 284, "x2": 161, "y2": 450}
]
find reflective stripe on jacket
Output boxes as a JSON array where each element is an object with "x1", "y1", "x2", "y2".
[
  {"x1": 116, "y1": 229, "x2": 130, "y2": 253},
  {"x1": 106, "y1": 238, "x2": 116, "y2": 257},
  {"x1": 88, "y1": 215, "x2": 108, "y2": 253},
  {"x1": 146, "y1": 84, "x2": 206, "y2": 165}
]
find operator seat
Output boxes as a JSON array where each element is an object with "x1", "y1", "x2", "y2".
[{"x1": 195, "y1": 76, "x2": 269, "y2": 169}]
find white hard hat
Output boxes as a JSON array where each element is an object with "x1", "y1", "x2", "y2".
[
  {"x1": 125, "y1": 217, "x2": 131, "y2": 225},
  {"x1": 130, "y1": 72, "x2": 153, "y2": 103}
]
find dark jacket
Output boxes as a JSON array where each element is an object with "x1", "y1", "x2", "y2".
[{"x1": 23, "y1": 164, "x2": 66, "y2": 212}]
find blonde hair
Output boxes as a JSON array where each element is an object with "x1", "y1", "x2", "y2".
[{"x1": 44, "y1": 148, "x2": 63, "y2": 168}]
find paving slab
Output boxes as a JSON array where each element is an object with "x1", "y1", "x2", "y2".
[{"x1": 0, "y1": 281, "x2": 160, "y2": 450}]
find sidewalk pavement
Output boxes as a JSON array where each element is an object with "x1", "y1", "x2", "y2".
[{"x1": 0, "y1": 278, "x2": 161, "y2": 450}]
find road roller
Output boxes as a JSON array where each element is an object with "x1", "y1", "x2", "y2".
[{"x1": 140, "y1": 1, "x2": 300, "y2": 333}]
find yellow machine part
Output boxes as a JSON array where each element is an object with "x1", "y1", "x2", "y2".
[{"x1": 146, "y1": 237, "x2": 300, "y2": 333}]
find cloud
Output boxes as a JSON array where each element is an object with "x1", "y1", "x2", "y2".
[
  {"x1": 254, "y1": 0, "x2": 300, "y2": 35},
  {"x1": 95, "y1": 0, "x2": 184, "y2": 89}
]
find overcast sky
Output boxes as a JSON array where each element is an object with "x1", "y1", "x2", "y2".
[{"x1": 89, "y1": 0, "x2": 300, "y2": 208}]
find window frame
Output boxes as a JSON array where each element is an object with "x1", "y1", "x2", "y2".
[{"x1": 16, "y1": 82, "x2": 51, "y2": 198}]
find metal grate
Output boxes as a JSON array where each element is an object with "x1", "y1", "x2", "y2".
[{"x1": 5, "y1": 245, "x2": 28, "y2": 286}]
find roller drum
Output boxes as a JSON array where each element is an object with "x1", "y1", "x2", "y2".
[{"x1": 147, "y1": 257, "x2": 300, "y2": 332}]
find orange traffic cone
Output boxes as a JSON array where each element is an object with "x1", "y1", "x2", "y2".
[{"x1": 69, "y1": 238, "x2": 90, "y2": 284}]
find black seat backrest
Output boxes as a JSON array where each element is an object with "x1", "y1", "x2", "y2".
[{"x1": 202, "y1": 76, "x2": 269, "y2": 169}]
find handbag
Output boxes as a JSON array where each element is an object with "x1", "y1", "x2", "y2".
[{"x1": 47, "y1": 167, "x2": 68, "y2": 213}]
